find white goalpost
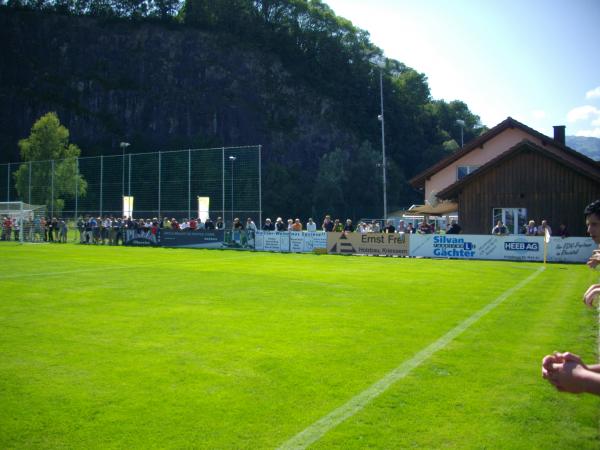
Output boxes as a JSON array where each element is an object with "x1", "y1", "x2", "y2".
[{"x1": 0, "y1": 201, "x2": 46, "y2": 243}]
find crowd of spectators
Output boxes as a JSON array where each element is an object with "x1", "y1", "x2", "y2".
[
  {"x1": 1, "y1": 216, "x2": 68, "y2": 243},
  {"x1": 3, "y1": 213, "x2": 576, "y2": 244},
  {"x1": 2, "y1": 213, "x2": 450, "y2": 244},
  {"x1": 491, "y1": 218, "x2": 569, "y2": 237}
]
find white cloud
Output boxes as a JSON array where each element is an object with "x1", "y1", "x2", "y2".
[
  {"x1": 567, "y1": 105, "x2": 600, "y2": 123},
  {"x1": 585, "y1": 86, "x2": 600, "y2": 100},
  {"x1": 575, "y1": 128, "x2": 600, "y2": 138},
  {"x1": 531, "y1": 110, "x2": 546, "y2": 120},
  {"x1": 593, "y1": 116, "x2": 600, "y2": 127}
]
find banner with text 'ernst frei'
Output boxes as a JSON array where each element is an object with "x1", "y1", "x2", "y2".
[{"x1": 327, "y1": 232, "x2": 410, "y2": 256}]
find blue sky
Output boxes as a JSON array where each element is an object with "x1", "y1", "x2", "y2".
[{"x1": 325, "y1": 0, "x2": 600, "y2": 138}]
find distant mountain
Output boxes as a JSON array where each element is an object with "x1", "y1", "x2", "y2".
[{"x1": 566, "y1": 136, "x2": 600, "y2": 161}]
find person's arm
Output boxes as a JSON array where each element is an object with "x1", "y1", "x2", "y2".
[
  {"x1": 543, "y1": 352, "x2": 600, "y2": 394},
  {"x1": 583, "y1": 284, "x2": 600, "y2": 307}
]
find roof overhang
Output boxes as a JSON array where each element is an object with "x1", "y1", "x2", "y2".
[{"x1": 405, "y1": 201, "x2": 458, "y2": 216}]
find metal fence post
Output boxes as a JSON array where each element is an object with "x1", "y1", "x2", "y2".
[
  {"x1": 188, "y1": 148, "x2": 191, "y2": 219},
  {"x1": 222, "y1": 147, "x2": 225, "y2": 224},
  {"x1": 6, "y1": 162, "x2": 10, "y2": 202},
  {"x1": 51, "y1": 159, "x2": 54, "y2": 217},
  {"x1": 158, "y1": 151, "x2": 161, "y2": 219},
  {"x1": 128, "y1": 153, "x2": 131, "y2": 197},
  {"x1": 28, "y1": 161, "x2": 32, "y2": 204},
  {"x1": 99, "y1": 155, "x2": 103, "y2": 217},
  {"x1": 258, "y1": 145, "x2": 262, "y2": 226},
  {"x1": 75, "y1": 158, "x2": 78, "y2": 220}
]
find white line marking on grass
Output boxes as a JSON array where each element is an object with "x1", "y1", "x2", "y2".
[{"x1": 278, "y1": 266, "x2": 545, "y2": 450}]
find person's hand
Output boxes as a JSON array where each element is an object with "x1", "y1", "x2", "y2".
[
  {"x1": 544, "y1": 358, "x2": 593, "y2": 394},
  {"x1": 587, "y1": 250, "x2": 600, "y2": 269},
  {"x1": 583, "y1": 284, "x2": 600, "y2": 308},
  {"x1": 542, "y1": 352, "x2": 587, "y2": 379}
]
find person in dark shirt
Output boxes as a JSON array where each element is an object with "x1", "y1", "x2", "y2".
[
  {"x1": 275, "y1": 217, "x2": 287, "y2": 231},
  {"x1": 491, "y1": 220, "x2": 508, "y2": 235},
  {"x1": 204, "y1": 217, "x2": 215, "y2": 230},
  {"x1": 263, "y1": 218, "x2": 275, "y2": 231},
  {"x1": 215, "y1": 217, "x2": 224, "y2": 230},
  {"x1": 418, "y1": 221, "x2": 432, "y2": 234},
  {"x1": 233, "y1": 217, "x2": 244, "y2": 231},
  {"x1": 446, "y1": 220, "x2": 462, "y2": 234},
  {"x1": 384, "y1": 220, "x2": 395, "y2": 234},
  {"x1": 557, "y1": 223, "x2": 569, "y2": 238},
  {"x1": 343, "y1": 219, "x2": 354, "y2": 232},
  {"x1": 322, "y1": 215, "x2": 334, "y2": 232}
]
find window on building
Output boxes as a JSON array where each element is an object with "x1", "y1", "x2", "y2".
[
  {"x1": 457, "y1": 165, "x2": 480, "y2": 180},
  {"x1": 492, "y1": 208, "x2": 527, "y2": 235}
]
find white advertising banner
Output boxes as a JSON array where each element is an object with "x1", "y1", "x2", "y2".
[
  {"x1": 197, "y1": 197, "x2": 210, "y2": 223},
  {"x1": 548, "y1": 237, "x2": 596, "y2": 263},
  {"x1": 254, "y1": 231, "x2": 327, "y2": 253},
  {"x1": 122, "y1": 196, "x2": 134, "y2": 219},
  {"x1": 409, "y1": 234, "x2": 595, "y2": 263},
  {"x1": 302, "y1": 232, "x2": 328, "y2": 252}
]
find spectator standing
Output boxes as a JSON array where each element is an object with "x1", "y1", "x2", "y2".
[
  {"x1": 371, "y1": 220, "x2": 381, "y2": 233},
  {"x1": 384, "y1": 220, "x2": 395, "y2": 234},
  {"x1": 446, "y1": 220, "x2": 462, "y2": 234},
  {"x1": 292, "y1": 218, "x2": 303, "y2": 231},
  {"x1": 537, "y1": 220, "x2": 552, "y2": 237},
  {"x1": 204, "y1": 217, "x2": 215, "y2": 230},
  {"x1": 275, "y1": 217, "x2": 286, "y2": 231},
  {"x1": 12, "y1": 217, "x2": 20, "y2": 241},
  {"x1": 491, "y1": 220, "x2": 508, "y2": 235},
  {"x1": 557, "y1": 223, "x2": 569, "y2": 238},
  {"x1": 418, "y1": 221, "x2": 432, "y2": 234},
  {"x1": 233, "y1": 218, "x2": 244, "y2": 231},
  {"x1": 306, "y1": 218, "x2": 316, "y2": 232},
  {"x1": 322, "y1": 215, "x2": 334, "y2": 232},
  {"x1": 406, "y1": 223, "x2": 415, "y2": 234},
  {"x1": 263, "y1": 218, "x2": 275, "y2": 231},
  {"x1": 59, "y1": 219, "x2": 68, "y2": 243},
  {"x1": 525, "y1": 220, "x2": 537, "y2": 236},
  {"x1": 246, "y1": 218, "x2": 257, "y2": 232},
  {"x1": 343, "y1": 219, "x2": 354, "y2": 232}
]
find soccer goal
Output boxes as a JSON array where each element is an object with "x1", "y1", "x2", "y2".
[{"x1": 0, "y1": 202, "x2": 47, "y2": 243}]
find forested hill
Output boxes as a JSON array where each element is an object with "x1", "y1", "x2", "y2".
[{"x1": 0, "y1": 2, "x2": 483, "y2": 219}]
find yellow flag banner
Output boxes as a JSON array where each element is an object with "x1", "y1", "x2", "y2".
[{"x1": 327, "y1": 232, "x2": 410, "y2": 256}]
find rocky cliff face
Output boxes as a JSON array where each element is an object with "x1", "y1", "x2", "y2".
[{"x1": 0, "y1": 9, "x2": 356, "y2": 171}]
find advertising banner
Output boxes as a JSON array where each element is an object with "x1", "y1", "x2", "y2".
[
  {"x1": 197, "y1": 197, "x2": 210, "y2": 223},
  {"x1": 327, "y1": 232, "x2": 410, "y2": 256},
  {"x1": 122, "y1": 196, "x2": 134, "y2": 219},
  {"x1": 160, "y1": 230, "x2": 224, "y2": 248},
  {"x1": 124, "y1": 228, "x2": 159, "y2": 246},
  {"x1": 302, "y1": 232, "x2": 328, "y2": 252},
  {"x1": 254, "y1": 231, "x2": 328, "y2": 253},
  {"x1": 409, "y1": 234, "x2": 595, "y2": 263},
  {"x1": 548, "y1": 237, "x2": 596, "y2": 263},
  {"x1": 223, "y1": 230, "x2": 255, "y2": 250}
]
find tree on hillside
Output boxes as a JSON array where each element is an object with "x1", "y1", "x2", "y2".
[{"x1": 13, "y1": 112, "x2": 87, "y2": 215}]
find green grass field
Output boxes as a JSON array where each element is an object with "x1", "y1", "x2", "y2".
[{"x1": 1, "y1": 243, "x2": 599, "y2": 449}]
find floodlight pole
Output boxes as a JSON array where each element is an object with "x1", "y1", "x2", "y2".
[{"x1": 229, "y1": 156, "x2": 236, "y2": 227}]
